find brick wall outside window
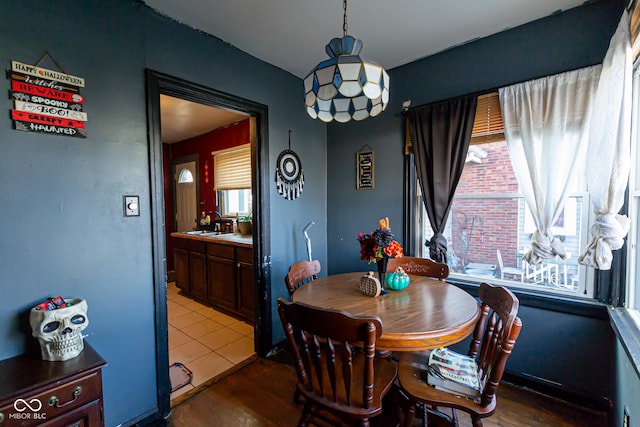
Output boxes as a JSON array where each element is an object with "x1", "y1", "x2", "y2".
[{"x1": 448, "y1": 141, "x2": 521, "y2": 271}]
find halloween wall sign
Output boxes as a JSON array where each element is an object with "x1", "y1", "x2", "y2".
[
  {"x1": 357, "y1": 147, "x2": 374, "y2": 189},
  {"x1": 8, "y1": 53, "x2": 87, "y2": 138},
  {"x1": 275, "y1": 130, "x2": 304, "y2": 200}
]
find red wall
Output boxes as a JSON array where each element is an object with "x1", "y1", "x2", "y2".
[{"x1": 163, "y1": 118, "x2": 251, "y2": 271}]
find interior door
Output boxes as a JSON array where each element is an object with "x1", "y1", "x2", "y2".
[{"x1": 174, "y1": 159, "x2": 197, "y2": 232}]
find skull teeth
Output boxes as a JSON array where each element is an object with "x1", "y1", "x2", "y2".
[{"x1": 50, "y1": 335, "x2": 82, "y2": 350}]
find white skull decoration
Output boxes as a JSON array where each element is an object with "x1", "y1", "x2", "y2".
[{"x1": 29, "y1": 298, "x2": 89, "y2": 361}]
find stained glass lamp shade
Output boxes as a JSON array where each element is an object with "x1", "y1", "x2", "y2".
[{"x1": 304, "y1": 35, "x2": 390, "y2": 123}]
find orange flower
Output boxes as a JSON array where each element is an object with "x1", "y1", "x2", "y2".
[{"x1": 384, "y1": 240, "x2": 404, "y2": 258}]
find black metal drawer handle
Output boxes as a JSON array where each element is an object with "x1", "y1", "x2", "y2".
[{"x1": 48, "y1": 386, "x2": 82, "y2": 408}]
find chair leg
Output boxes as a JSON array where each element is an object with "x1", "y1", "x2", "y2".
[
  {"x1": 298, "y1": 401, "x2": 313, "y2": 427},
  {"x1": 404, "y1": 398, "x2": 416, "y2": 427},
  {"x1": 422, "y1": 403, "x2": 427, "y2": 427},
  {"x1": 471, "y1": 415, "x2": 483, "y2": 427}
]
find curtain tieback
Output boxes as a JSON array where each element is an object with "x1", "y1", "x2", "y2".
[
  {"x1": 523, "y1": 230, "x2": 567, "y2": 265},
  {"x1": 591, "y1": 213, "x2": 630, "y2": 249},
  {"x1": 426, "y1": 232, "x2": 448, "y2": 264},
  {"x1": 578, "y1": 213, "x2": 630, "y2": 269}
]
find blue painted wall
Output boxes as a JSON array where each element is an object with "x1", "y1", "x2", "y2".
[
  {"x1": 326, "y1": 0, "x2": 625, "y2": 409},
  {"x1": 1, "y1": 0, "x2": 638, "y2": 425},
  {"x1": 0, "y1": 1, "x2": 326, "y2": 425}
]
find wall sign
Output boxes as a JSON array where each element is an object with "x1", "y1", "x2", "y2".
[
  {"x1": 8, "y1": 53, "x2": 87, "y2": 138},
  {"x1": 356, "y1": 148, "x2": 374, "y2": 190}
]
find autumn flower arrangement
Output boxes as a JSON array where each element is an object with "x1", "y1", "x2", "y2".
[{"x1": 357, "y1": 217, "x2": 404, "y2": 263}]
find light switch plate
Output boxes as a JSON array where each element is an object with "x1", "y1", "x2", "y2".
[{"x1": 124, "y1": 195, "x2": 140, "y2": 217}]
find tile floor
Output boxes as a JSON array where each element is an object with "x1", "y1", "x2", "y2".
[{"x1": 167, "y1": 282, "x2": 255, "y2": 401}]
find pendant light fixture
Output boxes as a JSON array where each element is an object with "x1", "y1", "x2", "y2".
[{"x1": 303, "y1": 0, "x2": 390, "y2": 123}]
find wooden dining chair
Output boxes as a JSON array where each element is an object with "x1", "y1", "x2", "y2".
[
  {"x1": 277, "y1": 298, "x2": 398, "y2": 427},
  {"x1": 285, "y1": 260, "x2": 321, "y2": 299},
  {"x1": 397, "y1": 282, "x2": 522, "y2": 427},
  {"x1": 387, "y1": 256, "x2": 449, "y2": 281}
]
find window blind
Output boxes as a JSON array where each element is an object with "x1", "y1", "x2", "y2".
[
  {"x1": 470, "y1": 92, "x2": 505, "y2": 144},
  {"x1": 405, "y1": 92, "x2": 504, "y2": 154},
  {"x1": 213, "y1": 144, "x2": 251, "y2": 190}
]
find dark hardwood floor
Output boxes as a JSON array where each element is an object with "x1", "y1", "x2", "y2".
[{"x1": 150, "y1": 355, "x2": 607, "y2": 427}]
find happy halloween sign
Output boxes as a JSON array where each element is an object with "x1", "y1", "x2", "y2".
[{"x1": 8, "y1": 58, "x2": 87, "y2": 138}]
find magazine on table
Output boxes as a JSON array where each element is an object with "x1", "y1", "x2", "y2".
[{"x1": 425, "y1": 347, "x2": 482, "y2": 398}]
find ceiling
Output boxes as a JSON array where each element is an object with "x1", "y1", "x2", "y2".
[
  {"x1": 144, "y1": 0, "x2": 587, "y2": 79},
  {"x1": 152, "y1": 0, "x2": 588, "y2": 143},
  {"x1": 160, "y1": 95, "x2": 248, "y2": 144}
]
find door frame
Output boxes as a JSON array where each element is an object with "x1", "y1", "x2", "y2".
[{"x1": 145, "y1": 69, "x2": 272, "y2": 418}]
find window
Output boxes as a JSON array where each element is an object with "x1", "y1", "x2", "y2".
[
  {"x1": 213, "y1": 144, "x2": 252, "y2": 217},
  {"x1": 219, "y1": 189, "x2": 252, "y2": 217},
  {"x1": 177, "y1": 168, "x2": 194, "y2": 183},
  {"x1": 628, "y1": 64, "x2": 640, "y2": 312},
  {"x1": 414, "y1": 94, "x2": 592, "y2": 297}
]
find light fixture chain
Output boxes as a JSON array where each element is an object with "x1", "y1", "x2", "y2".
[{"x1": 343, "y1": 0, "x2": 348, "y2": 37}]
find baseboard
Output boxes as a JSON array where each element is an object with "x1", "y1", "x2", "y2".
[{"x1": 502, "y1": 371, "x2": 613, "y2": 425}]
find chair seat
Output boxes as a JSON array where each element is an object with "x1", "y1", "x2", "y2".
[
  {"x1": 398, "y1": 351, "x2": 496, "y2": 419},
  {"x1": 299, "y1": 353, "x2": 398, "y2": 418}
]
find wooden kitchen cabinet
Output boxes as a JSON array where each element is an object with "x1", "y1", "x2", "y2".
[
  {"x1": 172, "y1": 235, "x2": 255, "y2": 324},
  {"x1": 236, "y1": 247, "x2": 255, "y2": 320},
  {"x1": 0, "y1": 343, "x2": 106, "y2": 427},
  {"x1": 207, "y1": 243, "x2": 237, "y2": 312},
  {"x1": 188, "y1": 240, "x2": 207, "y2": 300},
  {"x1": 173, "y1": 238, "x2": 189, "y2": 293}
]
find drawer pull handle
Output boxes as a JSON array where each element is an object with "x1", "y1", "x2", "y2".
[{"x1": 48, "y1": 386, "x2": 82, "y2": 408}]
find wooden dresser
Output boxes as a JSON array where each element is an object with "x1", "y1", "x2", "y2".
[{"x1": 0, "y1": 343, "x2": 106, "y2": 427}]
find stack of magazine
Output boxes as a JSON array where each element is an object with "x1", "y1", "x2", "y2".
[{"x1": 425, "y1": 347, "x2": 482, "y2": 398}]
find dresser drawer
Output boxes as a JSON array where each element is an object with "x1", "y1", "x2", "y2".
[{"x1": 0, "y1": 370, "x2": 102, "y2": 427}]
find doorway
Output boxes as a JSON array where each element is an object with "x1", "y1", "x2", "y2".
[{"x1": 146, "y1": 70, "x2": 272, "y2": 418}]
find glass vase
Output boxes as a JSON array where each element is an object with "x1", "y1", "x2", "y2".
[{"x1": 376, "y1": 255, "x2": 389, "y2": 287}]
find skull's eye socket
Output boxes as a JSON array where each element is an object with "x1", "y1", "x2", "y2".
[
  {"x1": 43, "y1": 321, "x2": 60, "y2": 333},
  {"x1": 71, "y1": 315, "x2": 86, "y2": 325}
]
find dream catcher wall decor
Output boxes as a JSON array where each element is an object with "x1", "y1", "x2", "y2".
[{"x1": 275, "y1": 130, "x2": 304, "y2": 200}]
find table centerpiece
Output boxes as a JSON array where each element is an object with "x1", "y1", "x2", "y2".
[{"x1": 357, "y1": 217, "x2": 404, "y2": 285}]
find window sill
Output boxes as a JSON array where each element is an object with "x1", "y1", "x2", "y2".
[
  {"x1": 608, "y1": 307, "x2": 640, "y2": 380},
  {"x1": 449, "y1": 278, "x2": 608, "y2": 319}
]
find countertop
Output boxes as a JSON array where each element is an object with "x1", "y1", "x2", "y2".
[{"x1": 171, "y1": 231, "x2": 253, "y2": 248}]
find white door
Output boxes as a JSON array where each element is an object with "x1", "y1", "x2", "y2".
[{"x1": 174, "y1": 160, "x2": 197, "y2": 232}]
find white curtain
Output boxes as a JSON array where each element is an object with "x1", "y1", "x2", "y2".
[
  {"x1": 579, "y1": 10, "x2": 633, "y2": 270},
  {"x1": 499, "y1": 65, "x2": 601, "y2": 265}
]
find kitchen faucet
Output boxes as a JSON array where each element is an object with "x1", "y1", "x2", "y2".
[{"x1": 207, "y1": 211, "x2": 223, "y2": 231}]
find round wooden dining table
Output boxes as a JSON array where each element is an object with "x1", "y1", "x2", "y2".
[{"x1": 292, "y1": 272, "x2": 480, "y2": 352}]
